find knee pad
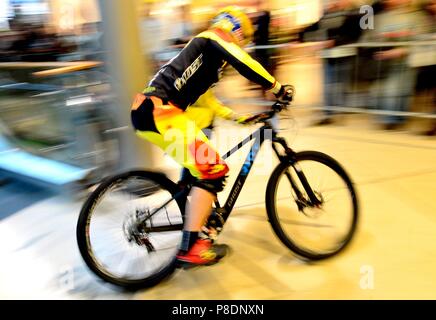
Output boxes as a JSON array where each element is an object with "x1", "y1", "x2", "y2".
[
  {"x1": 130, "y1": 97, "x2": 159, "y2": 133},
  {"x1": 179, "y1": 168, "x2": 197, "y2": 185},
  {"x1": 194, "y1": 175, "x2": 227, "y2": 195}
]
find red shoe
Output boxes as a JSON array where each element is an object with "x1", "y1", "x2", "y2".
[{"x1": 176, "y1": 239, "x2": 229, "y2": 268}]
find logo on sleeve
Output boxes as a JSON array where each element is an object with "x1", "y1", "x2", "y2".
[{"x1": 174, "y1": 54, "x2": 203, "y2": 91}]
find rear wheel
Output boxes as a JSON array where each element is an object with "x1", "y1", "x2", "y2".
[
  {"x1": 77, "y1": 170, "x2": 186, "y2": 290},
  {"x1": 266, "y1": 151, "x2": 358, "y2": 260}
]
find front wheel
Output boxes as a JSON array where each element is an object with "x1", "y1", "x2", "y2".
[{"x1": 266, "y1": 151, "x2": 358, "y2": 260}]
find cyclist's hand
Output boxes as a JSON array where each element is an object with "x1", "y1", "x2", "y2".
[
  {"x1": 235, "y1": 114, "x2": 255, "y2": 125},
  {"x1": 275, "y1": 84, "x2": 295, "y2": 104},
  {"x1": 234, "y1": 113, "x2": 270, "y2": 125}
]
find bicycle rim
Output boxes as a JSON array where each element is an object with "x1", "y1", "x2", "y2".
[
  {"x1": 268, "y1": 152, "x2": 358, "y2": 259},
  {"x1": 80, "y1": 173, "x2": 184, "y2": 284}
]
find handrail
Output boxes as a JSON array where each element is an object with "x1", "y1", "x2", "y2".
[
  {"x1": 247, "y1": 39, "x2": 436, "y2": 51},
  {"x1": 0, "y1": 61, "x2": 103, "y2": 77},
  {"x1": 33, "y1": 61, "x2": 103, "y2": 77}
]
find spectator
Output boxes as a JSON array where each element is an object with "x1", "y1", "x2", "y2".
[
  {"x1": 300, "y1": 0, "x2": 366, "y2": 125},
  {"x1": 361, "y1": 0, "x2": 430, "y2": 130},
  {"x1": 168, "y1": 4, "x2": 193, "y2": 46},
  {"x1": 139, "y1": 2, "x2": 168, "y2": 71},
  {"x1": 250, "y1": 0, "x2": 277, "y2": 99},
  {"x1": 415, "y1": 0, "x2": 436, "y2": 135},
  {"x1": 75, "y1": 22, "x2": 102, "y2": 61}
]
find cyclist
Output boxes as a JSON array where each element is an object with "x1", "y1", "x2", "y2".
[
  {"x1": 131, "y1": 6, "x2": 294, "y2": 268},
  {"x1": 179, "y1": 89, "x2": 235, "y2": 184}
]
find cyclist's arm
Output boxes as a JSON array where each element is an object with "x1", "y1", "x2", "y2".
[
  {"x1": 195, "y1": 89, "x2": 235, "y2": 120},
  {"x1": 197, "y1": 30, "x2": 282, "y2": 95}
]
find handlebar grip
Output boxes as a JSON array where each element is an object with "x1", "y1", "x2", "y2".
[{"x1": 272, "y1": 101, "x2": 290, "y2": 112}]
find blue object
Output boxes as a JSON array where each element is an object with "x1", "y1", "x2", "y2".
[{"x1": 0, "y1": 136, "x2": 91, "y2": 187}]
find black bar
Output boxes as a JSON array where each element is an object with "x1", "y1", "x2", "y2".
[
  {"x1": 0, "y1": 300, "x2": 427, "y2": 318},
  {"x1": 222, "y1": 129, "x2": 268, "y2": 217},
  {"x1": 143, "y1": 224, "x2": 184, "y2": 233},
  {"x1": 222, "y1": 126, "x2": 265, "y2": 160}
]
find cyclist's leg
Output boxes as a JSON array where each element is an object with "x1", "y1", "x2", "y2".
[
  {"x1": 150, "y1": 102, "x2": 228, "y2": 227},
  {"x1": 131, "y1": 95, "x2": 229, "y2": 264},
  {"x1": 180, "y1": 106, "x2": 214, "y2": 185}
]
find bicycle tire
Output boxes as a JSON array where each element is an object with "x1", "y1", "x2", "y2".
[
  {"x1": 265, "y1": 151, "x2": 359, "y2": 260},
  {"x1": 77, "y1": 170, "x2": 186, "y2": 290}
]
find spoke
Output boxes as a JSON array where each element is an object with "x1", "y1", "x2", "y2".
[
  {"x1": 92, "y1": 216, "x2": 122, "y2": 231},
  {"x1": 130, "y1": 246, "x2": 149, "y2": 278},
  {"x1": 114, "y1": 249, "x2": 133, "y2": 278},
  {"x1": 94, "y1": 208, "x2": 124, "y2": 226},
  {"x1": 149, "y1": 233, "x2": 181, "y2": 251},
  {"x1": 91, "y1": 235, "x2": 128, "y2": 260},
  {"x1": 85, "y1": 175, "x2": 185, "y2": 280},
  {"x1": 273, "y1": 158, "x2": 356, "y2": 255}
]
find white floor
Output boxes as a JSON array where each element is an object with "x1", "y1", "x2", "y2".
[{"x1": 1, "y1": 110, "x2": 436, "y2": 299}]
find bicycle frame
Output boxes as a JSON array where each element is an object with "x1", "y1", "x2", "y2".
[
  {"x1": 213, "y1": 120, "x2": 321, "y2": 225},
  {"x1": 144, "y1": 114, "x2": 321, "y2": 230},
  {"x1": 215, "y1": 122, "x2": 273, "y2": 221}
]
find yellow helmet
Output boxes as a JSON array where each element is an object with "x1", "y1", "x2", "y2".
[{"x1": 211, "y1": 6, "x2": 254, "y2": 46}]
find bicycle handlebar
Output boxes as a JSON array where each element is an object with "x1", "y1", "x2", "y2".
[{"x1": 239, "y1": 100, "x2": 291, "y2": 125}]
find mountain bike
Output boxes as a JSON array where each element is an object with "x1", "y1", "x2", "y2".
[{"x1": 76, "y1": 100, "x2": 359, "y2": 290}]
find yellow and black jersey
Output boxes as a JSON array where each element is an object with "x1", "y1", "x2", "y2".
[{"x1": 143, "y1": 28, "x2": 281, "y2": 110}]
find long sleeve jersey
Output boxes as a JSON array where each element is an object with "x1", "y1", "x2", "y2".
[{"x1": 143, "y1": 28, "x2": 281, "y2": 110}]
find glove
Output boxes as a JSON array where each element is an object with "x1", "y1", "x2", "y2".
[
  {"x1": 275, "y1": 84, "x2": 295, "y2": 103},
  {"x1": 234, "y1": 113, "x2": 271, "y2": 125},
  {"x1": 224, "y1": 112, "x2": 255, "y2": 125},
  {"x1": 234, "y1": 113, "x2": 256, "y2": 125}
]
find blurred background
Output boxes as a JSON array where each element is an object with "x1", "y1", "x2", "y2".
[{"x1": 0, "y1": 0, "x2": 435, "y2": 299}]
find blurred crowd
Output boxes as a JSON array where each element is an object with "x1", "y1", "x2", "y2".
[
  {"x1": 0, "y1": 0, "x2": 435, "y2": 138},
  {"x1": 298, "y1": 0, "x2": 436, "y2": 133},
  {"x1": 0, "y1": 4, "x2": 102, "y2": 62},
  {"x1": 135, "y1": 0, "x2": 436, "y2": 134}
]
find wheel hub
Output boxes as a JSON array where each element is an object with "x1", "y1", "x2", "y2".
[
  {"x1": 298, "y1": 191, "x2": 324, "y2": 218},
  {"x1": 123, "y1": 209, "x2": 155, "y2": 252}
]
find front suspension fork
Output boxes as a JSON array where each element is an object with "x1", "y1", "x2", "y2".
[{"x1": 272, "y1": 137, "x2": 321, "y2": 208}]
